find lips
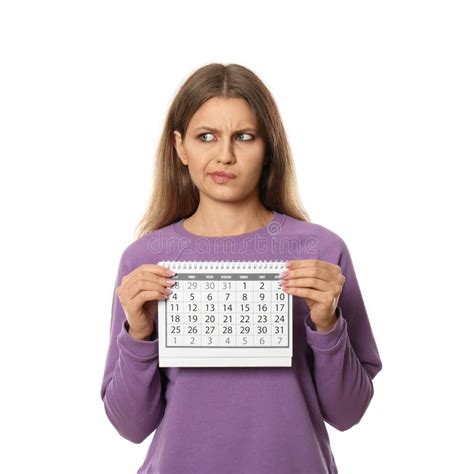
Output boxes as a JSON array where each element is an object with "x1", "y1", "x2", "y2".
[{"x1": 209, "y1": 171, "x2": 236, "y2": 178}]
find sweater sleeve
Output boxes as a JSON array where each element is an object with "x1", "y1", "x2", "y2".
[
  {"x1": 99, "y1": 252, "x2": 167, "y2": 444},
  {"x1": 303, "y1": 239, "x2": 383, "y2": 431}
]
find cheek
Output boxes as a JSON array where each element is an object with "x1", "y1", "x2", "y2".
[
  {"x1": 249, "y1": 145, "x2": 266, "y2": 169},
  {"x1": 245, "y1": 152, "x2": 266, "y2": 175},
  {"x1": 185, "y1": 155, "x2": 209, "y2": 184},
  {"x1": 237, "y1": 140, "x2": 265, "y2": 166},
  {"x1": 187, "y1": 162, "x2": 204, "y2": 182}
]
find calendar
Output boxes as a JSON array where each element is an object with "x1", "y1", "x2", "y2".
[{"x1": 157, "y1": 260, "x2": 293, "y2": 367}]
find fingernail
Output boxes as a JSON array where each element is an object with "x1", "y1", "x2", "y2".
[
  {"x1": 279, "y1": 269, "x2": 289, "y2": 278},
  {"x1": 165, "y1": 279, "x2": 175, "y2": 285},
  {"x1": 165, "y1": 288, "x2": 173, "y2": 294},
  {"x1": 167, "y1": 269, "x2": 176, "y2": 276}
]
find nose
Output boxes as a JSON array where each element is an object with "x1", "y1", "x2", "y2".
[{"x1": 217, "y1": 136, "x2": 236, "y2": 164}]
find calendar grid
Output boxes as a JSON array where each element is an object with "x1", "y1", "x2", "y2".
[
  {"x1": 163, "y1": 273, "x2": 290, "y2": 348},
  {"x1": 157, "y1": 260, "x2": 293, "y2": 367}
]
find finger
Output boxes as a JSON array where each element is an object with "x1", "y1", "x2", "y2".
[
  {"x1": 123, "y1": 269, "x2": 177, "y2": 288},
  {"x1": 283, "y1": 286, "x2": 333, "y2": 305},
  {"x1": 125, "y1": 279, "x2": 172, "y2": 302},
  {"x1": 128, "y1": 289, "x2": 168, "y2": 313},
  {"x1": 287, "y1": 259, "x2": 341, "y2": 275},
  {"x1": 122, "y1": 263, "x2": 177, "y2": 283},
  {"x1": 282, "y1": 277, "x2": 335, "y2": 292},
  {"x1": 284, "y1": 266, "x2": 342, "y2": 284}
]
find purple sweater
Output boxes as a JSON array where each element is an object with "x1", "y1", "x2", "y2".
[{"x1": 100, "y1": 211, "x2": 382, "y2": 473}]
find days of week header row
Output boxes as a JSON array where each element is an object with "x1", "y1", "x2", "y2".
[{"x1": 170, "y1": 273, "x2": 282, "y2": 281}]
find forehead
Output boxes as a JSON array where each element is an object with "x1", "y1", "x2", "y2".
[{"x1": 189, "y1": 97, "x2": 258, "y2": 129}]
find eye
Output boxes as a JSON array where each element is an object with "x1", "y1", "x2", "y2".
[
  {"x1": 198, "y1": 133, "x2": 214, "y2": 142},
  {"x1": 237, "y1": 133, "x2": 254, "y2": 141},
  {"x1": 197, "y1": 132, "x2": 255, "y2": 142}
]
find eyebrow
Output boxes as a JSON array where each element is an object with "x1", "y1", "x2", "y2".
[{"x1": 193, "y1": 126, "x2": 258, "y2": 133}]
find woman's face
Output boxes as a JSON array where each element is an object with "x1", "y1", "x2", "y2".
[{"x1": 173, "y1": 97, "x2": 266, "y2": 203}]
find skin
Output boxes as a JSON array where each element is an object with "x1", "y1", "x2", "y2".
[
  {"x1": 173, "y1": 96, "x2": 273, "y2": 237},
  {"x1": 116, "y1": 264, "x2": 175, "y2": 340},
  {"x1": 280, "y1": 259, "x2": 345, "y2": 332},
  {"x1": 118, "y1": 97, "x2": 344, "y2": 339}
]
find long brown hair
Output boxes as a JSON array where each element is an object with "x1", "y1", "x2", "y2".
[{"x1": 135, "y1": 63, "x2": 310, "y2": 239}]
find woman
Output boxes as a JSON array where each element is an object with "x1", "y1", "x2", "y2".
[{"x1": 100, "y1": 63, "x2": 383, "y2": 473}]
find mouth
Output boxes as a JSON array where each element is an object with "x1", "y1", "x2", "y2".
[
  {"x1": 208, "y1": 171, "x2": 236, "y2": 178},
  {"x1": 208, "y1": 171, "x2": 236, "y2": 184}
]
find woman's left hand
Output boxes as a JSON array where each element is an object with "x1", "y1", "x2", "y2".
[{"x1": 280, "y1": 259, "x2": 345, "y2": 332}]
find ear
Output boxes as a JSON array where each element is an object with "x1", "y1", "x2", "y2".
[{"x1": 173, "y1": 130, "x2": 188, "y2": 166}]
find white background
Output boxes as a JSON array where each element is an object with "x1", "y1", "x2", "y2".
[{"x1": 1, "y1": 1, "x2": 473, "y2": 473}]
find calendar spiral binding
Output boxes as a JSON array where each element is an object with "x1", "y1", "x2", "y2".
[{"x1": 157, "y1": 260, "x2": 288, "y2": 271}]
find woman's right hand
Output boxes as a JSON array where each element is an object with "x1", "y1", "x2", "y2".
[{"x1": 116, "y1": 264, "x2": 176, "y2": 340}]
